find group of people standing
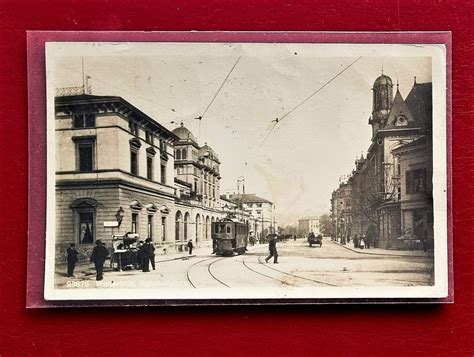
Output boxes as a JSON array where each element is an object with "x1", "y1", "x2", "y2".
[
  {"x1": 136, "y1": 238, "x2": 156, "y2": 273},
  {"x1": 66, "y1": 240, "x2": 110, "y2": 281},
  {"x1": 66, "y1": 238, "x2": 197, "y2": 281},
  {"x1": 351, "y1": 234, "x2": 373, "y2": 250}
]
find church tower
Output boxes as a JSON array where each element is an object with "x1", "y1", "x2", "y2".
[{"x1": 369, "y1": 72, "x2": 394, "y2": 136}]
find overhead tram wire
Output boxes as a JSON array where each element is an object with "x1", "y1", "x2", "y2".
[
  {"x1": 258, "y1": 56, "x2": 363, "y2": 148},
  {"x1": 196, "y1": 56, "x2": 242, "y2": 121},
  {"x1": 57, "y1": 63, "x2": 179, "y2": 115}
]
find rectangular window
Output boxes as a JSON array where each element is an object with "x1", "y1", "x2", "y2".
[
  {"x1": 159, "y1": 139, "x2": 166, "y2": 153},
  {"x1": 145, "y1": 130, "x2": 154, "y2": 144},
  {"x1": 406, "y1": 169, "x2": 426, "y2": 194},
  {"x1": 161, "y1": 217, "x2": 166, "y2": 241},
  {"x1": 147, "y1": 215, "x2": 153, "y2": 240},
  {"x1": 73, "y1": 113, "x2": 96, "y2": 128},
  {"x1": 147, "y1": 156, "x2": 153, "y2": 180},
  {"x1": 131, "y1": 213, "x2": 138, "y2": 233},
  {"x1": 131, "y1": 151, "x2": 138, "y2": 175},
  {"x1": 160, "y1": 162, "x2": 166, "y2": 184},
  {"x1": 78, "y1": 144, "x2": 93, "y2": 172},
  {"x1": 129, "y1": 121, "x2": 139, "y2": 136},
  {"x1": 73, "y1": 136, "x2": 96, "y2": 172},
  {"x1": 78, "y1": 211, "x2": 94, "y2": 244}
]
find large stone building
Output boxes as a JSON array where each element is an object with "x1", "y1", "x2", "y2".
[
  {"x1": 172, "y1": 123, "x2": 226, "y2": 251},
  {"x1": 55, "y1": 93, "x2": 178, "y2": 261},
  {"x1": 392, "y1": 135, "x2": 433, "y2": 249},
  {"x1": 227, "y1": 193, "x2": 275, "y2": 239},
  {"x1": 331, "y1": 74, "x2": 433, "y2": 249},
  {"x1": 297, "y1": 217, "x2": 321, "y2": 237},
  {"x1": 54, "y1": 92, "x2": 274, "y2": 261},
  {"x1": 330, "y1": 180, "x2": 352, "y2": 243}
]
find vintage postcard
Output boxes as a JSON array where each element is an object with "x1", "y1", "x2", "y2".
[{"x1": 42, "y1": 38, "x2": 449, "y2": 302}]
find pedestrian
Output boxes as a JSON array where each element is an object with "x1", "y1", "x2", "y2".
[
  {"x1": 364, "y1": 234, "x2": 371, "y2": 249},
  {"x1": 265, "y1": 234, "x2": 278, "y2": 264},
  {"x1": 212, "y1": 237, "x2": 218, "y2": 254},
  {"x1": 66, "y1": 243, "x2": 78, "y2": 277},
  {"x1": 187, "y1": 239, "x2": 194, "y2": 255},
  {"x1": 353, "y1": 235, "x2": 359, "y2": 249},
  {"x1": 90, "y1": 240, "x2": 109, "y2": 281},
  {"x1": 359, "y1": 236, "x2": 365, "y2": 249},
  {"x1": 146, "y1": 238, "x2": 156, "y2": 270},
  {"x1": 141, "y1": 241, "x2": 151, "y2": 272},
  {"x1": 135, "y1": 241, "x2": 144, "y2": 269},
  {"x1": 294, "y1": 235, "x2": 296, "y2": 241}
]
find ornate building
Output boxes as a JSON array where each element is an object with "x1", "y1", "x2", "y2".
[
  {"x1": 55, "y1": 94, "x2": 178, "y2": 261},
  {"x1": 334, "y1": 73, "x2": 433, "y2": 249},
  {"x1": 54, "y1": 92, "x2": 277, "y2": 262},
  {"x1": 172, "y1": 123, "x2": 226, "y2": 251}
]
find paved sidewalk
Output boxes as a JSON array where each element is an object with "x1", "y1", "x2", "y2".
[{"x1": 332, "y1": 240, "x2": 433, "y2": 258}]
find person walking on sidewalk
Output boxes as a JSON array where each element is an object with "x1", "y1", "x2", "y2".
[
  {"x1": 187, "y1": 240, "x2": 194, "y2": 255},
  {"x1": 353, "y1": 235, "x2": 359, "y2": 249},
  {"x1": 90, "y1": 240, "x2": 109, "y2": 281},
  {"x1": 66, "y1": 243, "x2": 78, "y2": 277},
  {"x1": 145, "y1": 238, "x2": 156, "y2": 270},
  {"x1": 141, "y1": 239, "x2": 153, "y2": 272},
  {"x1": 265, "y1": 234, "x2": 278, "y2": 264}
]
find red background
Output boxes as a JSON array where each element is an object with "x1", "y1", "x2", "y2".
[{"x1": 1, "y1": 1, "x2": 472, "y2": 356}]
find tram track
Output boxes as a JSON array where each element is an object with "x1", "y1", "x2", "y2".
[
  {"x1": 186, "y1": 256, "x2": 231, "y2": 288},
  {"x1": 185, "y1": 257, "x2": 215, "y2": 288},
  {"x1": 244, "y1": 256, "x2": 340, "y2": 287}
]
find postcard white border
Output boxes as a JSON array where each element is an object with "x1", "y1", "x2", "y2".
[{"x1": 44, "y1": 42, "x2": 448, "y2": 301}]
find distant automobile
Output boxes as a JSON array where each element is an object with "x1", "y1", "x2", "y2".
[{"x1": 308, "y1": 233, "x2": 323, "y2": 247}]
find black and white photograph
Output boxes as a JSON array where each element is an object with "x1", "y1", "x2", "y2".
[{"x1": 44, "y1": 41, "x2": 448, "y2": 301}]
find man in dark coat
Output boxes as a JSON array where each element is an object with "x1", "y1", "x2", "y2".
[
  {"x1": 265, "y1": 234, "x2": 278, "y2": 264},
  {"x1": 145, "y1": 238, "x2": 156, "y2": 270},
  {"x1": 353, "y1": 235, "x2": 359, "y2": 249},
  {"x1": 141, "y1": 240, "x2": 151, "y2": 272},
  {"x1": 66, "y1": 243, "x2": 79, "y2": 277},
  {"x1": 90, "y1": 240, "x2": 109, "y2": 281},
  {"x1": 187, "y1": 240, "x2": 194, "y2": 255}
]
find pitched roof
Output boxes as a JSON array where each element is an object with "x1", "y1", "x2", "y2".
[
  {"x1": 384, "y1": 89, "x2": 416, "y2": 129},
  {"x1": 228, "y1": 194, "x2": 273, "y2": 204},
  {"x1": 405, "y1": 82, "x2": 432, "y2": 131}
]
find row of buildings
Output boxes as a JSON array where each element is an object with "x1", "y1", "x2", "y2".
[
  {"x1": 330, "y1": 73, "x2": 433, "y2": 250},
  {"x1": 54, "y1": 87, "x2": 275, "y2": 262}
]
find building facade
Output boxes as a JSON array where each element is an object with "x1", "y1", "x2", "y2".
[
  {"x1": 330, "y1": 181, "x2": 352, "y2": 243},
  {"x1": 331, "y1": 74, "x2": 433, "y2": 250},
  {"x1": 298, "y1": 218, "x2": 321, "y2": 237},
  {"x1": 172, "y1": 123, "x2": 226, "y2": 251},
  {"x1": 54, "y1": 93, "x2": 276, "y2": 262},
  {"x1": 55, "y1": 94, "x2": 178, "y2": 261},
  {"x1": 392, "y1": 136, "x2": 433, "y2": 249},
  {"x1": 227, "y1": 193, "x2": 275, "y2": 240}
]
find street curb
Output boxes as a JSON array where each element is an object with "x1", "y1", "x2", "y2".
[
  {"x1": 332, "y1": 240, "x2": 431, "y2": 258},
  {"x1": 155, "y1": 254, "x2": 196, "y2": 263}
]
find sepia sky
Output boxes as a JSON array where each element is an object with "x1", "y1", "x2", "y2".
[{"x1": 51, "y1": 43, "x2": 433, "y2": 226}]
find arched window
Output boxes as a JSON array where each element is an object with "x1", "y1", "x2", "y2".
[
  {"x1": 182, "y1": 149, "x2": 187, "y2": 159},
  {"x1": 195, "y1": 214, "x2": 201, "y2": 242},
  {"x1": 176, "y1": 150, "x2": 181, "y2": 160},
  {"x1": 175, "y1": 211, "x2": 183, "y2": 241},
  {"x1": 184, "y1": 212, "x2": 190, "y2": 240}
]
